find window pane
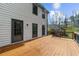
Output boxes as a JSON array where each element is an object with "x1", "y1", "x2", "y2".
[
  {"x1": 42, "y1": 14, "x2": 45, "y2": 19},
  {"x1": 42, "y1": 25, "x2": 45, "y2": 35},
  {"x1": 32, "y1": 4, "x2": 38, "y2": 15},
  {"x1": 32, "y1": 23, "x2": 38, "y2": 37}
]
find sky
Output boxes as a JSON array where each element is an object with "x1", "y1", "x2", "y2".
[{"x1": 42, "y1": 3, "x2": 79, "y2": 24}]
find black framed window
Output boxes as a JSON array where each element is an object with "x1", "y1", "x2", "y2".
[
  {"x1": 11, "y1": 19, "x2": 23, "y2": 43},
  {"x1": 42, "y1": 14, "x2": 45, "y2": 19},
  {"x1": 32, "y1": 23, "x2": 38, "y2": 38},
  {"x1": 32, "y1": 4, "x2": 38, "y2": 15},
  {"x1": 42, "y1": 25, "x2": 45, "y2": 35},
  {"x1": 42, "y1": 10, "x2": 45, "y2": 19}
]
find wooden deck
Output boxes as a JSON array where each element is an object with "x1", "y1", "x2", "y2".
[{"x1": 0, "y1": 35, "x2": 79, "y2": 56}]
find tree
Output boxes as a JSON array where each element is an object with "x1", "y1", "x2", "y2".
[{"x1": 70, "y1": 16, "x2": 75, "y2": 24}]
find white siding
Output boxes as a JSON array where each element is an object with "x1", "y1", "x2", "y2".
[
  {"x1": 0, "y1": 3, "x2": 48, "y2": 47},
  {"x1": 0, "y1": 17, "x2": 11, "y2": 47}
]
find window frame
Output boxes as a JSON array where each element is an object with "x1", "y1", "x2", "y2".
[
  {"x1": 42, "y1": 25, "x2": 45, "y2": 35},
  {"x1": 42, "y1": 10, "x2": 45, "y2": 19},
  {"x1": 11, "y1": 19, "x2": 23, "y2": 43},
  {"x1": 32, "y1": 4, "x2": 38, "y2": 16},
  {"x1": 32, "y1": 23, "x2": 38, "y2": 38}
]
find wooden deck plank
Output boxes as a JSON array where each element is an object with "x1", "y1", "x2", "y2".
[{"x1": 0, "y1": 35, "x2": 79, "y2": 56}]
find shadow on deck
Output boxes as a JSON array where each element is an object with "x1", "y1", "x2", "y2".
[{"x1": 0, "y1": 43, "x2": 24, "y2": 54}]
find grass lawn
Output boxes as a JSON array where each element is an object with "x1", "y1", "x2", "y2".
[
  {"x1": 65, "y1": 32, "x2": 73, "y2": 39},
  {"x1": 65, "y1": 26, "x2": 79, "y2": 39}
]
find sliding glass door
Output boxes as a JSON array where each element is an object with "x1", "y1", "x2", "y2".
[{"x1": 11, "y1": 19, "x2": 23, "y2": 43}]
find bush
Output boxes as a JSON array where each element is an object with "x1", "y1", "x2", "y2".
[{"x1": 48, "y1": 28, "x2": 54, "y2": 35}]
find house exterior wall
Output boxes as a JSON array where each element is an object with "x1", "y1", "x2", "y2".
[{"x1": 0, "y1": 3, "x2": 48, "y2": 47}]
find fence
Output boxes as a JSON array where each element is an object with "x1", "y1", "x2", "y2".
[{"x1": 74, "y1": 32, "x2": 79, "y2": 43}]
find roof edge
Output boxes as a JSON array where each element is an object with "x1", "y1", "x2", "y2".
[{"x1": 34, "y1": 3, "x2": 49, "y2": 13}]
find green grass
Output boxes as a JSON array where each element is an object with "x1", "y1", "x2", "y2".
[
  {"x1": 65, "y1": 32, "x2": 73, "y2": 39},
  {"x1": 65, "y1": 26, "x2": 75, "y2": 39},
  {"x1": 65, "y1": 26, "x2": 79, "y2": 39}
]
